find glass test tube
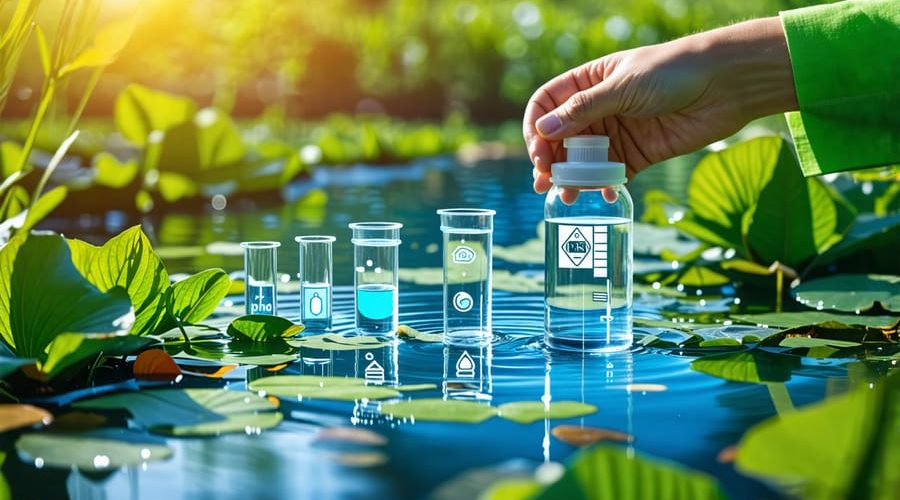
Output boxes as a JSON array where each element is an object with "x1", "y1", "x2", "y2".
[
  {"x1": 349, "y1": 222, "x2": 402, "y2": 336},
  {"x1": 296, "y1": 235, "x2": 335, "y2": 331},
  {"x1": 241, "y1": 241, "x2": 280, "y2": 316},
  {"x1": 438, "y1": 208, "x2": 495, "y2": 345}
]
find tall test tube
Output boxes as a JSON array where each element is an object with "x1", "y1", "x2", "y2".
[
  {"x1": 349, "y1": 222, "x2": 402, "y2": 336},
  {"x1": 438, "y1": 208, "x2": 495, "y2": 346},
  {"x1": 296, "y1": 235, "x2": 335, "y2": 331},
  {"x1": 241, "y1": 241, "x2": 280, "y2": 316}
]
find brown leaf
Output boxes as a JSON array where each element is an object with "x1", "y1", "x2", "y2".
[
  {"x1": 46, "y1": 411, "x2": 107, "y2": 432},
  {"x1": 0, "y1": 404, "x2": 53, "y2": 432},
  {"x1": 133, "y1": 349, "x2": 181, "y2": 380},
  {"x1": 315, "y1": 427, "x2": 388, "y2": 446},
  {"x1": 551, "y1": 425, "x2": 631, "y2": 447},
  {"x1": 717, "y1": 445, "x2": 737, "y2": 464}
]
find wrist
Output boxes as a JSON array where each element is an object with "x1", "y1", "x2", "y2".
[{"x1": 702, "y1": 17, "x2": 799, "y2": 119}]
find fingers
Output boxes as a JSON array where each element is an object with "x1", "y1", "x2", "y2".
[
  {"x1": 560, "y1": 188, "x2": 579, "y2": 205},
  {"x1": 535, "y1": 78, "x2": 620, "y2": 141},
  {"x1": 523, "y1": 93, "x2": 556, "y2": 175},
  {"x1": 533, "y1": 170, "x2": 552, "y2": 194},
  {"x1": 602, "y1": 187, "x2": 618, "y2": 203}
]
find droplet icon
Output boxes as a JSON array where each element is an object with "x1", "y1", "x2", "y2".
[
  {"x1": 310, "y1": 292, "x2": 323, "y2": 315},
  {"x1": 455, "y1": 351, "x2": 475, "y2": 378}
]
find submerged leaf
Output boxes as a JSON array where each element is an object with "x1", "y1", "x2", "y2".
[
  {"x1": 498, "y1": 401, "x2": 597, "y2": 424},
  {"x1": 227, "y1": 315, "x2": 303, "y2": 342},
  {"x1": 287, "y1": 333, "x2": 391, "y2": 351},
  {"x1": 551, "y1": 425, "x2": 631, "y2": 447},
  {"x1": 379, "y1": 398, "x2": 497, "y2": 424},
  {"x1": 248, "y1": 375, "x2": 400, "y2": 401},
  {"x1": 691, "y1": 350, "x2": 801, "y2": 384},
  {"x1": 16, "y1": 429, "x2": 172, "y2": 470},
  {"x1": 792, "y1": 274, "x2": 900, "y2": 313},
  {"x1": 0, "y1": 404, "x2": 52, "y2": 433}
]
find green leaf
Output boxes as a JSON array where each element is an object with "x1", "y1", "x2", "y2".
[
  {"x1": 811, "y1": 213, "x2": 900, "y2": 268},
  {"x1": 66, "y1": 238, "x2": 99, "y2": 277},
  {"x1": 778, "y1": 337, "x2": 861, "y2": 349},
  {"x1": 16, "y1": 429, "x2": 172, "y2": 470},
  {"x1": 698, "y1": 338, "x2": 743, "y2": 348},
  {"x1": 0, "y1": 141, "x2": 26, "y2": 178},
  {"x1": 93, "y1": 152, "x2": 138, "y2": 188},
  {"x1": 498, "y1": 401, "x2": 597, "y2": 424},
  {"x1": 35, "y1": 25, "x2": 50, "y2": 78},
  {"x1": 665, "y1": 265, "x2": 730, "y2": 287},
  {"x1": 227, "y1": 315, "x2": 303, "y2": 342},
  {"x1": 759, "y1": 321, "x2": 892, "y2": 347},
  {"x1": 287, "y1": 333, "x2": 392, "y2": 351},
  {"x1": 2, "y1": 234, "x2": 133, "y2": 359},
  {"x1": 248, "y1": 375, "x2": 401, "y2": 401},
  {"x1": 745, "y1": 139, "x2": 854, "y2": 267},
  {"x1": 58, "y1": 17, "x2": 136, "y2": 77},
  {"x1": 41, "y1": 333, "x2": 156, "y2": 379},
  {"x1": 793, "y1": 274, "x2": 900, "y2": 313},
  {"x1": 195, "y1": 108, "x2": 245, "y2": 168},
  {"x1": 0, "y1": 451, "x2": 8, "y2": 500},
  {"x1": 732, "y1": 312, "x2": 898, "y2": 330},
  {"x1": 721, "y1": 259, "x2": 775, "y2": 276},
  {"x1": 379, "y1": 398, "x2": 498, "y2": 424},
  {"x1": 397, "y1": 325, "x2": 443, "y2": 342},
  {"x1": 168, "y1": 268, "x2": 230, "y2": 324},
  {"x1": 73, "y1": 388, "x2": 280, "y2": 436},
  {"x1": 84, "y1": 226, "x2": 170, "y2": 336},
  {"x1": 691, "y1": 350, "x2": 801, "y2": 384},
  {"x1": 533, "y1": 445, "x2": 724, "y2": 500},
  {"x1": 21, "y1": 185, "x2": 66, "y2": 233},
  {"x1": 735, "y1": 373, "x2": 900, "y2": 499},
  {"x1": 179, "y1": 338, "x2": 298, "y2": 366},
  {"x1": 157, "y1": 171, "x2": 197, "y2": 202},
  {"x1": 114, "y1": 84, "x2": 197, "y2": 147},
  {"x1": 482, "y1": 480, "x2": 542, "y2": 500}
]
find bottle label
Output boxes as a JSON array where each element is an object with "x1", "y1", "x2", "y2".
[
  {"x1": 248, "y1": 284, "x2": 275, "y2": 315},
  {"x1": 557, "y1": 224, "x2": 608, "y2": 278},
  {"x1": 303, "y1": 285, "x2": 329, "y2": 319}
]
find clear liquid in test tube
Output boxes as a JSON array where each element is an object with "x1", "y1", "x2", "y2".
[
  {"x1": 349, "y1": 222, "x2": 402, "y2": 337},
  {"x1": 241, "y1": 241, "x2": 280, "y2": 316},
  {"x1": 438, "y1": 208, "x2": 495, "y2": 346},
  {"x1": 296, "y1": 235, "x2": 335, "y2": 331}
]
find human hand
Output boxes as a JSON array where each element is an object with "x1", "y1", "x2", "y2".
[{"x1": 523, "y1": 17, "x2": 797, "y2": 203}]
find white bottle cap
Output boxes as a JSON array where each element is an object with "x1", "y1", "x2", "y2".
[{"x1": 550, "y1": 135, "x2": 627, "y2": 187}]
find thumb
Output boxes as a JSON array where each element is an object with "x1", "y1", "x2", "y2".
[{"x1": 535, "y1": 80, "x2": 620, "y2": 140}]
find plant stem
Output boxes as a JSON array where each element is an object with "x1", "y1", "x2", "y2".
[
  {"x1": 86, "y1": 350, "x2": 105, "y2": 386},
  {"x1": 176, "y1": 317, "x2": 191, "y2": 347},
  {"x1": 775, "y1": 265, "x2": 783, "y2": 313},
  {"x1": 13, "y1": 78, "x2": 55, "y2": 175},
  {"x1": 65, "y1": 65, "x2": 103, "y2": 137}
]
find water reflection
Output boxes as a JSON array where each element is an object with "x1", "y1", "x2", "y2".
[{"x1": 443, "y1": 343, "x2": 493, "y2": 401}]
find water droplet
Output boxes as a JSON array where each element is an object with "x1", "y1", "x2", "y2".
[
  {"x1": 733, "y1": 297, "x2": 741, "y2": 305},
  {"x1": 93, "y1": 455, "x2": 110, "y2": 469},
  {"x1": 652, "y1": 282, "x2": 661, "y2": 289},
  {"x1": 34, "y1": 457, "x2": 44, "y2": 468},
  {"x1": 366, "y1": 259, "x2": 373, "y2": 267},
  {"x1": 140, "y1": 448, "x2": 152, "y2": 460}
]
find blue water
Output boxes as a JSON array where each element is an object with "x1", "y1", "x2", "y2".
[
  {"x1": 25, "y1": 156, "x2": 852, "y2": 499},
  {"x1": 356, "y1": 284, "x2": 397, "y2": 334}
]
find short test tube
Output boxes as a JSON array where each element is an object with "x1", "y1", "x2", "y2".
[
  {"x1": 296, "y1": 235, "x2": 335, "y2": 331},
  {"x1": 438, "y1": 208, "x2": 495, "y2": 345},
  {"x1": 349, "y1": 222, "x2": 402, "y2": 336},
  {"x1": 241, "y1": 241, "x2": 280, "y2": 316}
]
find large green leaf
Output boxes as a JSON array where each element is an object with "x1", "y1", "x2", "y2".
[
  {"x1": 195, "y1": 108, "x2": 245, "y2": 168},
  {"x1": 732, "y1": 311, "x2": 898, "y2": 330},
  {"x1": 114, "y1": 84, "x2": 196, "y2": 147},
  {"x1": 41, "y1": 333, "x2": 156, "y2": 379},
  {"x1": 379, "y1": 399, "x2": 498, "y2": 424},
  {"x1": 4, "y1": 234, "x2": 133, "y2": 359},
  {"x1": 227, "y1": 315, "x2": 303, "y2": 342},
  {"x1": 84, "y1": 226, "x2": 170, "y2": 336},
  {"x1": 532, "y1": 445, "x2": 724, "y2": 500},
  {"x1": 16, "y1": 429, "x2": 172, "y2": 470},
  {"x1": 745, "y1": 144, "x2": 853, "y2": 267},
  {"x1": 691, "y1": 350, "x2": 801, "y2": 384},
  {"x1": 497, "y1": 401, "x2": 597, "y2": 424},
  {"x1": 792, "y1": 274, "x2": 899, "y2": 313},
  {"x1": 73, "y1": 388, "x2": 281, "y2": 436},
  {"x1": 168, "y1": 268, "x2": 230, "y2": 324},
  {"x1": 248, "y1": 375, "x2": 401, "y2": 401},
  {"x1": 93, "y1": 152, "x2": 139, "y2": 188},
  {"x1": 58, "y1": 17, "x2": 136, "y2": 77},
  {"x1": 735, "y1": 373, "x2": 899, "y2": 499}
]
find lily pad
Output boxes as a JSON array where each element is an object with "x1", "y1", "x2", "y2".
[
  {"x1": 759, "y1": 321, "x2": 892, "y2": 347},
  {"x1": 792, "y1": 274, "x2": 899, "y2": 312},
  {"x1": 16, "y1": 429, "x2": 173, "y2": 470},
  {"x1": 380, "y1": 398, "x2": 498, "y2": 424},
  {"x1": 249, "y1": 375, "x2": 400, "y2": 401},
  {"x1": 180, "y1": 338, "x2": 298, "y2": 366},
  {"x1": 0, "y1": 404, "x2": 52, "y2": 433},
  {"x1": 287, "y1": 333, "x2": 392, "y2": 351},
  {"x1": 691, "y1": 350, "x2": 801, "y2": 384},
  {"x1": 497, "y1": 401, "x2": 597, "y2": 424},
  {"x1": 73, "y1": 388, "x2": 280, "y2": 436},
  {"x1": 551, "y1": 425, "x2": 631, "y2": 447},
  {"x1": 732, "y1": 312, "x2": 898, "y2": 330},
  {"x1": 227, "y1": 315, "x2": 303, "y2": 342}
]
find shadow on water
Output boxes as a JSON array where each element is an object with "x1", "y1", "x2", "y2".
[{"x1": 15, "y1": 154, "x2": 856, "y2": 499}]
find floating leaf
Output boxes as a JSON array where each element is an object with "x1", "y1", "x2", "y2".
[
  {"x1": 180, "y1": 338, "x2": 298, "y2": 366},
  {"x1": 498, "y1": 401, "x2": 597, "y2": 424},
  {"x1": 732, "y1": 312, "x2": 898, "y2": 330},
  {"x1": 793, "y1": 274, "x2": 900, "y2": 313},
  {"x1": 735, "y1": 373, "x2": 899, "y2": 499},
  {"x1": 778, "y1": 337, "x2": 861, "y2": 349},
  {"x1": 248, "y1": 375, "x2": 400, "y2": 401},
  {"x1": 227, "y1": 315, "x2": 303, "y2": 342},
  {"x1": 532, "y1": 445, "x2": 724, "y2": 500},
  {"x1": 759, "y1": 321, "x2": 893, "y2": 347},
  {"x1": 16, "y1": 429, "x2": 172, "y2": 470},
  {"x1": 0, "y1": 404, "x2": 52, "y2": 433},
  {"x1": 397, "y1": 384, "x2": 438, "y2": 392},
  {"x1": 691, "y1": 350, "x2": 801, "y2": 384},
  {"x1": 397, "y1": 325, "x2": 442, "y2": 342},
  {"x1": 698, "y1": 338, "x2": 742, "y2": 348},
  {"x1": 551, "y1": 425, "x2": 631, "y2": 447},
  {"x1": 133, "y1": 349, "x2": 181, "y2": 380},
  {"x1": 287, "y1": 333, "x2": 391, "y2": 351},
  {"x1": 379, "y1": 398, "x2": 497, "y2": 424},
  {"x1": 73, "y1": 388, "x2": 280, "y2": 436}
]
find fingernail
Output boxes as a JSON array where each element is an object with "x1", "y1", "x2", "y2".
[{"x1": 536, "y1": 114, "x2": 562, "y2": 136}]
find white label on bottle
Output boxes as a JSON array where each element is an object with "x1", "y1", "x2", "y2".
[{"x1": 558, "y1": 224, "x2": 608, "y2": 278}]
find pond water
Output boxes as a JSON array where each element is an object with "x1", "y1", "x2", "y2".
[{"x1": 17, "y1": 156, "x2": 857, "y2": 499}]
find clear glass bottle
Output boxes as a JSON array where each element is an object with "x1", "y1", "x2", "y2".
[{"x1": 544, "y1": 135, "x2": 633, "y2": 352}]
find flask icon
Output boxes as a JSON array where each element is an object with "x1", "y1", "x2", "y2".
[{"x1": 310, "y1": 292, "x2": 323, "y2": 316}]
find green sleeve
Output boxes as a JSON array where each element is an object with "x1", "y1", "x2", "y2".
[{"x1": 780, "y1": 0, "x2": 900, "y2": 176}]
